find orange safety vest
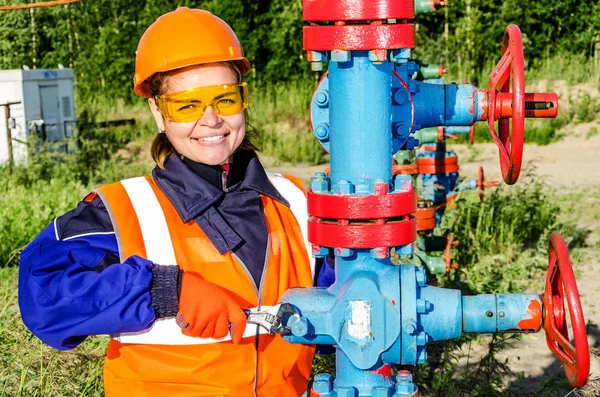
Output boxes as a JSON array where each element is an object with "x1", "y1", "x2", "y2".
[{"x1": 95, "y1": 173, "x2": 315, "y2": 396}]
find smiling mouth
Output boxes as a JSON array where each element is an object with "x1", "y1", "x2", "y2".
[{"x1": 193, "y1": 132, "x2": 229, "y2": 142}]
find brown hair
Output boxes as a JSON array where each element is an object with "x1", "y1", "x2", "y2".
[{"x1": 148, "y1": 61, "x2": 258, "y2": 169}]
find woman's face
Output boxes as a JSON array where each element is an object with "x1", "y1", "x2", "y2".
[{"x1": 149, "y1": 64, "x2": 246, "y2": 165}]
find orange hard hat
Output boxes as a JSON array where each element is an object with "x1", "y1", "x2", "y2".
[{"x1": 133, "y1": 7, "x2": 251, "y2": 98}]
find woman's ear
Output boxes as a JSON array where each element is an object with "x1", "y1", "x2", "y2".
[{"x1": 148, "y1": 97, "x2": 166, "y2": 132}]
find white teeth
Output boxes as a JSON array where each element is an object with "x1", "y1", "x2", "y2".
[{"x1": 197, "y1": 135, "x2": 224, "y2": 142}]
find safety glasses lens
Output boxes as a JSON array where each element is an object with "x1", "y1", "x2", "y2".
[{"x1": 157, "y1": 83, "x2": 248, "y2": 123}]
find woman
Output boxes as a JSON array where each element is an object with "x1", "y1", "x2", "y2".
[{"x1": 19, "y1": 7, "x2": 321, "y2": 396}]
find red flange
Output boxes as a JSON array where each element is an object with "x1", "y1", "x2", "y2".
[
  {"x1": 423, "y1": 144, "x2": 444, "y2": 152},
  {"x1": 392, "y1": 163, "x2": 419, "y2": 176},
  {"x1": 415, "y1": 207, "x2": 436, "y2": 232},
  {"x1": 544, "y1": 233, "x2": 590, "y2": 388},
  {"x1": 303, "y1": 0, "x2": 414, "y2": 21},
  {"x1": 416, "y1": 156, "x2": 459, "y2": 174},
  {"x1": 307, "y1": 189, "x2": 416, "y2": 219},
  {"x1": 487, "y1": 24, "x2": 525, "y2": 185},
  {"x1": 308, "y1": 217, "x2": 416, "y2": 248},
  {"x1": 303, "y1": 24, "x2": 415, "y2": 51}
]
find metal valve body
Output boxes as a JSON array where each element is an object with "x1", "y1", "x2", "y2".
[{"x1": 283, "y1": 1, "x2": 572, "y2": 395}]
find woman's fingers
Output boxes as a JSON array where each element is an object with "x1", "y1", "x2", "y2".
[
  {"x1": 200, "y1": 318, "x2": 218, "y2": 338},
  {"x1": 228, "y1": 306, "x2": 247, "y2": 345},
  {"x1": 213, "y1": 313, "x2": 230, "y2": 339}
]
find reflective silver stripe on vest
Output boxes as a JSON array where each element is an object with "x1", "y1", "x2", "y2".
[{"x1": 265, "y1": 172, "x2": 315, "y2": 279}]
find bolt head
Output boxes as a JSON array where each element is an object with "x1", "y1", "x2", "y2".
[
  {"x1": 390, "y1": 48, "x2": 411, "y2": 63},
  {"x1": 393, "y1": 89, "x2": 409, "y2": 106},
  {"x1": 396, "y1": 242, "x2": 414, "y2": 255},
  {"x1": 368, "y1": 49, "x2": 388, "y2": 62},
  {"x1": 314, "y1": 123, "x2": 329, "y2": 140},
  {"x1": 370, "y1": 247, "x2": 390, "y2": 260},
  {"x1": 371, "y1": 386, "x2": 392, "y2": 397},
  {"x1": 416, "y1": 299, "x2": 430, "y2": 314},
  {"x1": 337, "y1": 386, "x2": 357, "y2": 397},
  {"x1": 288, "y1": 314, "x2": 309, "y2": 337},
  {"x1": 396, "y1": 370, "x2": 413, "y2": 383},
  {"x1": 315, "y1": 91, "x2": 329, "y2": 107},
  {"x1": 313, "y1": 373, "x2": 333, "y2": 393},
  {"x1": 310, "y1": 176, "x2": 329, "y2": 193},
  {"x1": 417, "y1": 348, "x2": 428, "y2": 364},
  {"x1": 330, "y1": 49, "x2": 351, "y2": 63},
  {"x1": 307, "y1": 50, "x2": 326, "y2": 62},
  {"x1": 311, "y1": 245, "x2": 329, "y2": 258},
  {"x1": 336, "y1": 180, "x2": 355, "y2": 195},
  {"x1": 394, "y1": 174, "x2": 413, "y2": 192},
  {"x1": 334, "y1": 247, "x2": 354, "y2": 258},
  {"x1": 311, "y1": 62, "x2": 324, "y2": 71},
  {"x1": 415, "y1": 266, "x2": 427, "y2": 286}
]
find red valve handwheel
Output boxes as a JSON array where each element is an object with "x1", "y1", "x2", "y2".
[
  {"x1": 443, "y1": 232, "x2": 457, "y2": 272},
  {"x1": 477, "y1": 167, "x2": 485, "y2": 201},
  {"x1": 543, "y1": 233, "x2": 590, "y2": 388},
  {"x1": 476, "y1": 166, "x2": 500, "y2": 200},
  {"x1": 469, "y1": 124, "x2": 475, "y2": 145},
  {"x1": 488, "y1": 24, "x2": 525, "y2": 185}
]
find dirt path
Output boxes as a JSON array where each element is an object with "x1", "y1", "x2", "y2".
[
  {"x1": 453, "y1": 134, "x2": 600, "y2": 187},
  {"x1": 265, "y1": 134, "x2": 600, "y2": 186}
]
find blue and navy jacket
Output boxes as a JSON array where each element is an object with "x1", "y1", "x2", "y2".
[{"x1": 18, "y1": 150, "x2": 334, "y2": 350}]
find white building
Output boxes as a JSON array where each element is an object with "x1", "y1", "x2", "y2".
[{"x1": 0, "y1": 68, "x2": 76, "y2": 165}]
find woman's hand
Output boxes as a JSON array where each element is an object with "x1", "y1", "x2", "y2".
[{"x1": 177, "y1": 272, "x2": 247, "y2": 344}]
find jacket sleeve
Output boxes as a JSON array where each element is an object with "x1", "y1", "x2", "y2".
[{"x1": 18, "y1": 197, "x2": 179, "y2": 351}]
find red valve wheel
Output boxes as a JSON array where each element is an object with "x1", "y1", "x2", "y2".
[
  {"x1": 443, "y1": 232, "x2": 457, "y2": 272},
  {"x1": 475, "y1": 166, "x2": 500, "y2": 200},
  {"x1": 488, "y1": 24, "x2": 525, "y2": 185},
  {"x1": 477, "y1": 166, "x2": 485, "y2": 201},
  {"x1": 469, "y1": 124, "x2": 475, "y2": 145},
  {"x1": 543, "y1": 233, "x2": 590, "y2": 388}
]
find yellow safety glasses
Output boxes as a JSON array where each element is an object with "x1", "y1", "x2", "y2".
[{"x1": 155, "y1": 82, "x2": 249, "y2": 123}]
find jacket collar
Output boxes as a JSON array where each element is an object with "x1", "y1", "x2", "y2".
[{"x1": 152, "y1": 150, "x2": 289, "y2": 223}]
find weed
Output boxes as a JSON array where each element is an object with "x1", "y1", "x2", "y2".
[
  {"x1": 576, "y1": 94, "x2": 599, "y2": 124},
  {"x1": 585, "y1": 127, "x2": 599, "y2": 140}
]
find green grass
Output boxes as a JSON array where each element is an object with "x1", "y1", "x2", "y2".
[
  {"x1": 251, "y1": 79, "x2": 327, "y2": 165},
  {"x1": 527, "y1": 52, "x2": 600, "y2": 86},
  {"x1": 0, "y1": 267, "x2": 107, "y2": 396}
]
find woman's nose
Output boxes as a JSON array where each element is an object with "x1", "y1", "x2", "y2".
[{"x1": 200, "y1": 105, "x2": 221, "y2": 127}]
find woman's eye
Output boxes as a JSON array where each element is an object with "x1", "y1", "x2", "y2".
[
  {"x1": 178, "y1": 104, "x2": 198, "y2": 112},
  {"x1": 217, "y1": 98, "x2": 237, "y2": 107}
]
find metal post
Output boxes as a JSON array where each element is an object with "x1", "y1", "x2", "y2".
[{"x1": 1, "y1": 101, "x2": 21, "y2": 169}]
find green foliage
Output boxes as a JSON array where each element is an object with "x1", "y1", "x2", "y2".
[
  {"x1": 0, "y1": 169, "x2": 86, "y2": 267},
  {"x1": 439, "y1": 181, "x2": 575, "y2": 292},
  {"x1": 2, "y1": 0, "x2": 599, "y2": 101},
  {"x1": 462, "y1": 114, "x2": 568, "y2": 146},
  {"x1": 252, "y1": 80, "x2": 326, "y2": 165},
  {"x1": 585, "y1": 127, "x2": 599, "y2": 140},
  {"x1": 576, "y1": 94, "x2": 599, "y2": 124},
  {"x1": 0, "y1": 113, "x2": 154, "y2": 268},
  {"x1": 414, "y1": 0, "x2": 600, "y2": 85}
]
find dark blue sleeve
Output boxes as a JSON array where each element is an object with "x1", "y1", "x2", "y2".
[
  {"x1": 316, "y1": 255, "x2": 335, "y2": 288},
  {"x1": 18, "y1": 219, "x2": 156, "y2": 351}
]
